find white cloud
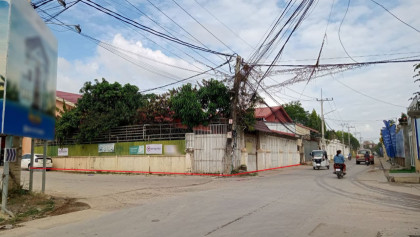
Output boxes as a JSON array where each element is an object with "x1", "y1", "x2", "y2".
[{"x1": 52, "y1": 0, "x2": 420, "y2": 143}]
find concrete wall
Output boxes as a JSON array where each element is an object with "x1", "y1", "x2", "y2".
[
  {"x1": 52, "y1": 155, "x2": 190, "y2": 173},
  {"x1": 255, "y1": 135, "x2": 299, "y2": 170},
  {"x1": 325, "y1": 140, "x2": 349, "y2": 161}
]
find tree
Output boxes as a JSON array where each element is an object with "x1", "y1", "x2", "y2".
[
  {"x1": 170, "y1": 79, "x2": 233, "y2": 129},
  {"x1": 307, "y1": 109, "x2": 322, "y2": 132},
  {"x1": 414, "y1": 63, "x2": 420, "y2": 81},
  {"x1": 198, "y1": 79, "x2": 231, "y2": 122},
  {"x1": 170, "y1": 83, "x2": 205, "y2": 129},
  {"x1": 283, "y1": 101, "x2": 309, "y2": 125},
  {"x1": 56, "y1": 78, "x2": 144, "y2": 143},
  {"x1": 137, "y1": 93, "x2": 173, "y2": 123}
]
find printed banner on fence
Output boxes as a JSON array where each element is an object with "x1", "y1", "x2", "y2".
[
  {"x1": 146, "y1": 144, "x2": 162, "y2": 154},
  {"x1": 390, "y1": 124, "x2": 397, "y2": 157},
  {"x1": 382, "y1": 120, "x2": 395, "y2": 158},
  {"x1": 382, "y1": 128, "x2": 395, "y2": 158},
  {"x1": 129, "y1": 145, "x2": 144, "y2": 155},
  {"x1": 395, "y1": 129, "x2": 405, "y2": 158},
  {"x1": 58, "y1": 147, "x2": 68, "y2": 156},
  {"x1": 416, "y1": 119, "x2": 420, "y2": 160},
  {"x1": 98, "y1": 143, "x2": 115, "y2": 153}
]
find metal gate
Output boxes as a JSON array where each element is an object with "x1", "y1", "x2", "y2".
[
  {"x1": 189, "y1": 124, "x2": 241, "y2": 174},
  {"x1": 193, "y1": 134, "x2": 226, "y2": 173}
]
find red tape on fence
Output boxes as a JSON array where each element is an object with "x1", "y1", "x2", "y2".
[{"x1": 29, "y1": 164, "x2": 300, "y2": 177}]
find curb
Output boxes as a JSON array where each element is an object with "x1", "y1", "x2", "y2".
[
  {"x1": 379, "y1": 157, "x2": 420, "y2": 183},
  {"x1": 378, "y1": 157, "x2": 391, "y2": 182}
]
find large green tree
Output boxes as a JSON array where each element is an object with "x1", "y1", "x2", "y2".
[
  {"x1": 56, "y1": 78, "x2": 144, "y2": 143},
  {"x1": 170, "y1": 83, "x2": 205, "y2": 129},
  {"x1": 307, "y1": 109, "x2": 323, "y2": 132},
  {"x1": 137, "y1": 93, "x2": 172, "y2": 123},
  {"x1": 283, "y1": 101, "x2": 309, "y2": 125},
  {"x1": 170, "y1": 79, "x2": 232, "y2": 129},
  {"x1": 198, "y1": 79, "x2": 231, "y2": 122}
]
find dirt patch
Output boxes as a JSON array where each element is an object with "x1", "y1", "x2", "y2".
[{"x1": 0, "y1": 189, "x2": 89, "y2": 230}]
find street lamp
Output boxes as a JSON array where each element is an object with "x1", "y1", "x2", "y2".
[{"x1": 46, "y1": 22, "x2": 81, "y2": 33}]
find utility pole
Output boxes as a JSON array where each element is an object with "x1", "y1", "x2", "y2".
[
  {"x1": 339, "y1": 123, "x2": 347, "y2": 145},
  {"x1": 224, "y1": 55, "x2": 242, "y2": 174},
  {"x1": 347, "y1": 125, "x2": 355, "y2": 152},
  {"x1": 316, "y1": 89, "x2": 333, "y2": 150}
]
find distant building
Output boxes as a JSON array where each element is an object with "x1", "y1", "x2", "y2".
[{"x1": 362, "y1": 141, "x2": 375, "y2": 149}]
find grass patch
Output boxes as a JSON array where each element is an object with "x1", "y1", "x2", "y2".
[
  {"x1": 0, "y1": 189, "x2": 89, "y2": 230},
  {"x1": 389, "y1": 166, "x2": 416, "y2": 173}
]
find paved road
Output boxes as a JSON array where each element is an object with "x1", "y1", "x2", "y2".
[{"x1": 6, "y1": 158, "x2": 420, "y2": 236}]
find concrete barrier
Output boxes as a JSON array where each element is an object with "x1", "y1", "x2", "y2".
[{"x1": 51, "y1": 155, "x2": 189, "y2": 173}]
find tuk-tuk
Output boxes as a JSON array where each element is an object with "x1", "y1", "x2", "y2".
[{"x1": 310, "y1": 150, "x2": 329, "y2": 170}]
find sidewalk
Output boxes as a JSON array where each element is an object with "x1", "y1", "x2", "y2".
[{"x1": 379, "y1": 157, "x2": 420, "y2": 183}]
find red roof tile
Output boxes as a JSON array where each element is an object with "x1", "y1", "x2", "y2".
[
  {"x1": 56, "y1": 90, "x2": 82, "y2": 104},
  {"x1": 253, "y1": 120, "x2": 272, "y2": 133},
  {"x1": 254, "y1": 106, "x2": 293, "y2": 123}
]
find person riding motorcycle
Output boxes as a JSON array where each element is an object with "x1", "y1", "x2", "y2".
[
  {"x1": 347, "y1": 152, "x2": 352, "y2": 160},
  {"x1": 364, "y1": 151, "x2": 370, "y2": 165},
  {"x1": 333, "y1": 150, "x2": 346, "y2": 174}
]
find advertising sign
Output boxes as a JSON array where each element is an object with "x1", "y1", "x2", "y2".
[
  {"x1": 416, "y1": 119, "x2": 420, "y2": 160},
  {"x1": 58, "y1": 147, "x2": 68, "y2": 156},
  {"x1": 0, "y1": 0, "x2": 57, "y2": 140},
  {"x1": 395, "y1": 129, "x2": 405, "y2": 158},
  {"x1": 164, "y1": 145, "x2": 179, "y2": 155},
  {"x1": 146, "y1": 144, "x2": 162, "y2": 154},
  {"x1": 98, "y1": 143, "x2": 115, "y2": 153},
  {"x1": 129, "y1": 145, "x2": 144, "y2": 155},
  {"x1": 382, "y1": 120, "x2": 396, "y2": 158}
]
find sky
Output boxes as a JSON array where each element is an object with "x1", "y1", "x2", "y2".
[{"x1": 34, "y1": 0, "x2": 420, "y2": 144}]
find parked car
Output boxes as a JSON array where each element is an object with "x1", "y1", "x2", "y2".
[
  {"x1": 356, "y1": 149, "x2": 374, "y2": 164},
  {"x1": 21, "y1": 153, "x2": 53, "y2": 170}
]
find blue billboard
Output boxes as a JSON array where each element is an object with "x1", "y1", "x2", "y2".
[
  {"x1": 382, "y1": 120, "x2": 396, "y2": 158},
  {"x1": 0, "y1": 0, "x2": 57, "y2": 140},
  {"x1": 395, "y1": 129, "x2": 405, "y2": 158}
]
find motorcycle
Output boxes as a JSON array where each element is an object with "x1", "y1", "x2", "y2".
[
  {"x1": 334, "y1": 163, "x2": 345, "y2": 179},
  {"x1": 365, "y1": 157, "x2": 370, "y2": 166},
  {"x1": 348, "y1": 155, "x2": 352, "y2": 161}
]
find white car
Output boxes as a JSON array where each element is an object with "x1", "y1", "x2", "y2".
[{"x1": 21, "y1": 153, "x2": 53, "y2": 170}]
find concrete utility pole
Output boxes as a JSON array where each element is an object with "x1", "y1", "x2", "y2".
[
  {"x1": 42, "y1": 140, "x2": 47, "y2": 193},
  {"x1": 339, "y1": 123, "x2": 347, "y2": 145},
  {"x1": 1, "y1": 136, "x2": 13, "y2": 216},
  {"x1": 347, "y1": 125, "x2": 355, "y2": 152},
  {"x1": 29, "y1": 139, "x2": 34, "y2": 192},
  {"x1": 224, "y1": 55, "x2": 242, "y2": 174},
  {"x1": 316, "y1": 89, "x2": 333, "y2": 149}
]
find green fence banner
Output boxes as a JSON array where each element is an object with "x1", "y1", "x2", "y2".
[{"x1": 129, "y1": 145, "x2": 144, "y2": 155}]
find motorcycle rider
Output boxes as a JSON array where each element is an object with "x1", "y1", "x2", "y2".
[
  {"x1": 364, "y1": 151, "x2": 370, "y2": 165},
  {"x1": 348, "y1": 152, "x2": 352, "y2": 160},
  {"x1": 334, "y1": 150, "x2": 346, "y2": 174}
]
